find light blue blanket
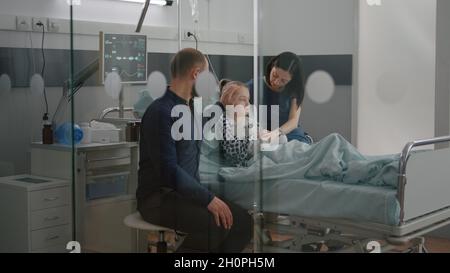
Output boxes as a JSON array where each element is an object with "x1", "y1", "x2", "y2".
[
  {"x1": 199, "y1": 133, "x2": 401, "y2": 225},
  {"x1": 218, "y1": 133, "x2": 400, "y2": 188}
]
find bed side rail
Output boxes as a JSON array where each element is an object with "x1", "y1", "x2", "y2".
[{"x1": 398, "y1": 136, "x2": 450, "y2": 224}]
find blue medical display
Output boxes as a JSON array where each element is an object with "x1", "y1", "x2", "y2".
[{"x1": 103, "y1": 34, "x2": 147, "y2": 83}]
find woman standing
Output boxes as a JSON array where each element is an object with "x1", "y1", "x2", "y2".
[{"x1": 247, "y1": 52, "x2": 311, "y2": 144}]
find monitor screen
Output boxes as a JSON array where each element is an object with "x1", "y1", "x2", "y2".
[{"x1": 102, "y1": 33, "x2": 147, "y2": 84}]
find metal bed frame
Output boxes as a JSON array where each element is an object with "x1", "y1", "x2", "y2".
[{"x1": 254, "y1": 136, "x2": 450, "y2": 253}]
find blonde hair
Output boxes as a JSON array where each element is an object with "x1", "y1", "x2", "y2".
[{"x1": 219, "y1": 80, "x2": 249, "y2": 106}]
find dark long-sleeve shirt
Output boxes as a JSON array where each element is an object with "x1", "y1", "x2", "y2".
[{"x1": 137, "y1": 88, "x2": 215, "y2": 207}]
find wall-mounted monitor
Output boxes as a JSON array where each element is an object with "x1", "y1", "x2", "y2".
[{"x1": 101, "y1": 33, "x2": 147, "y2": 84}]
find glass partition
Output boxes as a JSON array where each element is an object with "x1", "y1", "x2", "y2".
[
  {"x1": 0, "y1": 0, "x2": 75, "y2": 252},
  {"x1": 68, "y1": 0, "x2": 255, "y2": 253},
  {"x1": 2, "y1": 0, "x2": 449, "y2": 254},
  {"x1": 254, "y1": 0, "x2": 450, "y2": 253},
  {"x1": 69, "y1": 0, "x2": 152, "y2": 253},
  {"x1": 180, "y1": 0, "x2": 256, "y2": 253},
  {"x1": 252, "y1": 0, "x2": 357, "y2": 253}
]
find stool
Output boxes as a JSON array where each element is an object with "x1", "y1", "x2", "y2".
[{"x1": 124, "y1": 212, "x2": 173, "y2": 253}]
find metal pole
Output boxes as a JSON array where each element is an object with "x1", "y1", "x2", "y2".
[
  {"x1": 178, "y1": 0, "x2": 182, "y2": 50},
  {"x1": 119, "y1": 85, "x2": 124, "y2": 119},
  {"x1": 253, "y1": 0, "x2": 261, "y2": 254},
  {"x1": 136, "y1": 229, "x2": 140, "y2": 253},
  {"x1": 69, "y1": 0, "x2": 77, "y2": 243}
]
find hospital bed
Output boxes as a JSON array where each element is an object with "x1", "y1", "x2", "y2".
[{"x1": 199, "y1": 136, "x2": 450, "y2": 253}]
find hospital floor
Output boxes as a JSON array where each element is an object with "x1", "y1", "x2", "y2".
[
  {"x1": 424, "y1": 237, "x2": 450, "y2": 253},
  {"x1": 268, "y1": 233, "x2": 450, "y2": 253},
  {"x1": 147, "y1": 231, "x2": 450, "y2": 253}
]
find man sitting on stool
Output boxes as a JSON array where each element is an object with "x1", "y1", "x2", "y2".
[{"x1": 137, "y1": 48, "x2": 253, "y2": 253}]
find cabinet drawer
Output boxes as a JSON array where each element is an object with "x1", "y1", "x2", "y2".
[
  {"x1": 86, "y1": 148, "x2": 131, "y2": 170},
  {"x1": 30, "y1": 187, "x2": 70, "y2": 211},
  {"x1": 31, "y1": 244, "x2": 70, "y2": 253},
  {"x1": 86, "y1": 148, "x2": 130, "y2": 161},
  {"x1": 31, "y1": 206, "x2": 70, "y2": 230},
  {"x1": 31, "y1": 225, "x2": 71, "y2": 250}
]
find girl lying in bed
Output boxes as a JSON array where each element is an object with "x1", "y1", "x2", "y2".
[{"x1": 215, "y1": 80, "x2": 400, "y2": 188}]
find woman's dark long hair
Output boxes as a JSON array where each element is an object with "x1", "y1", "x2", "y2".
[{"x1": 265, "y1": 52, "x2": 305, "y2": 106}]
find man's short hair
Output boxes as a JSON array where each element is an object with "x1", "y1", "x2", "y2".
[{"x1": 170, "y1": 48, "x2": 206, "y2": 78}]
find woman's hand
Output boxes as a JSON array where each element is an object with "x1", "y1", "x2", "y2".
[
  {"x1": 258, "y1": 129, "x2": 269, "y2": 139},
  {"x1": 260, "y1": 130, "x2": 280, "y2": 142}
]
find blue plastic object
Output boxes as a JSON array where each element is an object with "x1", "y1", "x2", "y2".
[
  {"x1": 55, "y1": 123, "x2": 83, "y2": 145},
  {"x1": 133, "y1": 90, "x2": 153, "y2": 118}
]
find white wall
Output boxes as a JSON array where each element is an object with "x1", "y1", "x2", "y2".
[
  {"x1": 435, "y1": 0, "x2": 450, "y2": 140},
  {"x1": 0, "y1": 0, "x2": 253, "y2": 176},
  {"x1": 259, "y1": 0, "x2": 356, "y2": 56},
  {"x1": 256, "y1": 0, "x2": 356, "y2": 142},
  {"x1": 0, "y1": 0, "x2": 254, "y2": 55},
  {"x1": 357, "y1": 0, "x2": 437, "y2": 155},
  {"x1": 429, "y1": 0, "x2": 450, "y2": 239},
  {"x1": 0, "y1": 0, "x2": 253, "y2": 32}
]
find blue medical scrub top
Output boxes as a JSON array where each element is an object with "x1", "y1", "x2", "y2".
[{"x1": 247, "y1": 79, "x2": 310, "y2": 144}]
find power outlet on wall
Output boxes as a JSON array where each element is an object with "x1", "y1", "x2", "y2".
[
  {"x1": 16, "y1": 16, "x2": 32, "y2": 31},
  {"x1": 47, "y1": 19, "x2": 60, "y2": 33},
  {"x1": 184, "y1": 30, "x2": 201, "y2": 41},
  {"x1": 32, "y1": 17, "x2": 47, "y2": 32},
  {"x1": 237, "y1": 33, "x2": 247, "y2": 43},
  {"x1": 184, "y1": 31, "x2": 193, "y2": 40}
]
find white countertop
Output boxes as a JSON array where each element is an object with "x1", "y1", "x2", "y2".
[
  {"x1": 31, "y1": 141, "x2": 138, "y2": 152},
  {"x1": 0, "y1": 174, "x2": 70, "y2": 191}
]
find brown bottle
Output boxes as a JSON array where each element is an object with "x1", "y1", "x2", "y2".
[
  {"x1": 42, "y1": 113, "x2": 53, "y2": 145},
  {"x1": 134, "y1": 122, "x2": 141, "y2": 142},
  {"x1": 126, "y1": 122, "x2": 134, "y2": 142},
  {"x1": 42, "y1": 124, "x2": 53, "y2": 144}
]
